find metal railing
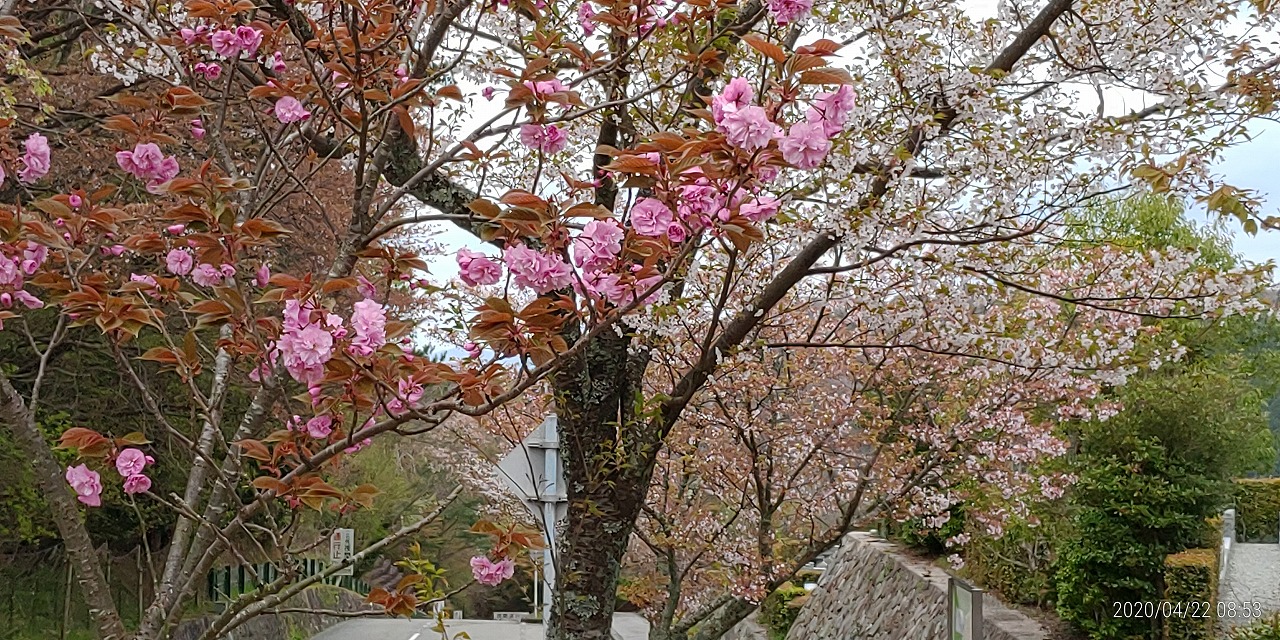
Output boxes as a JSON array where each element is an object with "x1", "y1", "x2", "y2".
[{"x1": 205, "y1": 559, "x2": 371, "y2": 603}]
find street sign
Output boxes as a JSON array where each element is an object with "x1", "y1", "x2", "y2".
[
  {"x1": 495, "y1": 414, "x2": 565, "y2": 622},
  {"x1": 330, "y1": 528, "x2": 355, "y2": 577},
  {"x1": 948, "y1": 577, "x2": 983, "y2": 640}
]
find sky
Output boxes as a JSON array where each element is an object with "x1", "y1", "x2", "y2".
[{"x1": 1198, "y1": 120, "x2": 1280, "y2": 266}]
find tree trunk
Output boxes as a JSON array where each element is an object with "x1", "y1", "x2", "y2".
[
  {"x1": 0, "y1": 374, "x2": 128, "y2": 640},
  {"x1": 548, "y1": 330, "x2": 655, "y2": 640}
]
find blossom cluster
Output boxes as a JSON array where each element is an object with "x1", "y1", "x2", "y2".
[
  {"x1": 0, "y1": 132, "x2": 50, "y2": 188},
  {"x1": 65, "y1": 448, "x2": 155, "y2": 507}
]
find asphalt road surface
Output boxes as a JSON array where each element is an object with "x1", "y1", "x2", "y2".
[
  {"x1": 312, "y1": 613, "x2": 650, "y2": 640},
  {"x1": 313, "y1": 618, "x2": 543, "y2": 640}
]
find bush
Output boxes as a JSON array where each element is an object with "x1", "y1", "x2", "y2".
[
  {"x1": 1229, "y1": 613, "x2": 1280, "y2": 640},
  {"x1": 1163, "y1": 549, "x2": 1217, "y2": 640},
  {"x1": 758, "y1": 582, "x2": 809, "y2": 640},
  {"x1": 1233, "y1": 479, "x2": 1280, "y2": 543},
  {"x1": 963, "y1": 515, "x2": 1061, "y2": 607},
  {"x1": 1054, "y1": 438, "x2": 1219, "y2": 640},
  {"x1": 1204, "y1": 515, "x2": 1224, "y2": 549}
]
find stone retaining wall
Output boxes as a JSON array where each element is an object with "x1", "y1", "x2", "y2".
[{"x1": 786, "y1": 532, "x2": 1048, "y2": 640}]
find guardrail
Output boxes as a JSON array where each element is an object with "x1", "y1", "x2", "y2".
[{"x1": 1220, "y1": 508, "x2": 1236, "y2": 585}]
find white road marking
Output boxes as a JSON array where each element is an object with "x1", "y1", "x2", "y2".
[{"x1": 407, "y1": 633, "x2": 420, "y2": 640}]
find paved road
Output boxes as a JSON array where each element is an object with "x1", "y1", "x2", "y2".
[
  {"x1": 312, "y1": 613, "x2": 650, "y2": 640},
  {"x1": 313, "y1": 618, "x2": 544, "y2": 640},
  {"x1": 1220, "y1": 543, "x2": 1280, "y2": 633}
]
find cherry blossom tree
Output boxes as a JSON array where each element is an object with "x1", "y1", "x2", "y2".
[
  {"x1": 2, "y1": 0, "x2": 1278, "y2": 639},
  {"x1": 626, "y1": 229, "x2": 1251, "y2": 638}
]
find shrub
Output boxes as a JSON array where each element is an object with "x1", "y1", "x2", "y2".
[
  {"x1": 758, "y1": 582, "x2": 809, "y2": 640},
  {"x1": 1054, "y1": 439, "x2": 1218, "y2": 640},
  {"x1": 1204, "y1": 515, "x2": 1224, "y2": 549},
  {"x1": 1163, "y1": 549, "x2": 1217, "y2": 640},
  {"x1": 963, "y1": 516, "x2": 1061, "y2": 607},
  {"x1": 1233, "y1": 479, "x2": 1280, "y2": 543},
  {"x1": 1229, "y1": 613, "x2": 1280, "y2": 640}
]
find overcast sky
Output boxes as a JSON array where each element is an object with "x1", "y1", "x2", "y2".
[{"x1": 1199, "y1": 120, "x2": 1280, "y2": 265}]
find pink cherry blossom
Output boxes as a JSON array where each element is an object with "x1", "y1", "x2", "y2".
[
  {"x1": 579, "y1": 2, "x2": 597, "y2": 35},
  {"x1": 581, "y1": 270, "x2": 624, "y2": 302},
  {"x1": 519, "y1": 124, "x2": 568, "y2": 154},
  {"x1": 482, "y1": 86, "x2": 497, "y2": 100},
  {"x1": 277, "y1": 322, "x2": 334, "y2": 385},
  {"x1": 631, "y1": 198, "x2": 674, "y2": 237},
  {"x1": 463, "y1": 341, "x2": 482, "y2": 358},
  {"x1": 166, "y1": 249, "x2": 194, "y2": 275},
  {"x1": 210, "y1": 30, "x2": 241, "y2": 59},
  {"x1": 504, "y1": 244, "x2": 573, "y2": 294},
  {"x1": 344, "y1": 437, "x2": 372, "y2": 454},
  {"x1": 387, "y1": 377, "x2": 425, "y2": 416},
  {"x1": 779, "y1": 120, "x2": 831, "y2": 169},
  {"x1": 22, "y1": 244, "x2": 47, "y2": 274},
  {"x1": 0, "y1": 164, "x2": 6, "y2": 187},
  {"x1": 712, "y1": 77, "x2": 754, "y2": 125},
  {"x1": 65, "y1": 464, "x2": 102, "y2": 507},
  {"x1": 470, "y1": 556, "x2": 516, "y2": 586},
  {"x1": 269, "y1": 52, "x2": 287, "y2": 74},
  {"x1": 274, "y1": 96, "x2": 311, "y2": 124},
  {"x1": 194, "y1": 62, "x2": 222, "y2": 80},
  {"x1": 17, "y1": 133, "x2": 51, "y2": 183},
  {"x1": 11, "y1": 290, "x2": 43, "y2": 309},
  {"x1": 282, "y1": 298, "x2": 311, "y2": 332},
  {"x1": 740, "y1": 197, "x2": 780, "y2": 222},
  {"x1": 0, "y1": 259, "x2": 22, "y2": 288},
  {"x1": 305, "y1": 415, "x2": 333, "y2": 439},
  {"x1": 721, "y1": 106, "x2": 779, "y2": 152},
  {"x1": 349, "y1": 298, "x2": 387, "y2": 357},
  {"x1": 116, "y1": 142, "x2": 180, "y2": 192},
  {"x1": 356, "y1": 274, "x2": 377, "y2": 298},
  {"x1": 807, "y1": 85, "x2": 856, "y2": 136},
  {"x1": 666, "y1": 221, "x2": 688, "y2": 243},
  {"x1": 130, "y1": 273, "x2": 159, "y2": 288},
  {"x1": 457, "y1": 248, "x2": 502, "y2": 286},
  {"x1": 573, "y1": 219, "x2": 624, "y2": 272},
  {"x1": 236, "y1": 26, "x2": 263, "y2": 58},
  {"x1": 523, "y1": 79, "x2": 569, "y2": 101},
  {"x1": 115, "y1": 448, "x2": 154, "y2": 477},
  {"x1": 191, "y1": 263, "x2": 223, "y2": 287},
  {"x1": 191, "y1": 119, "x2": 206, "y2": 140},
  {"x1": 256, "y1": 263, "x2": 271, "y2": 287},
  {"x1": 677, "y1": 182, "x2": 726, "y2": 225},
  {"x1": 123, "y1": 474, "x2": 152, "y2": 495},
  {"x1": 767, "y1": 0, "x2": 813, "y2": 24}
]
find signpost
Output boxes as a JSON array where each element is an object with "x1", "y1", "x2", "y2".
[
  {"x1": 948, "y1": 577, "x2": 983, "y2": 640},
  {"x1": 330, "y1": 528, "x2": 355, "y2": 577},
  {"x1": 495, "y1": 415, "x2": 566, "y2": 623}
]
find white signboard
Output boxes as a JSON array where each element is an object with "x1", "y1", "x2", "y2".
[
  {"x1": 330, "y1": 528, "x2": 355, "y2": 576},
  {"x1": 949, "y1": 577, "x2": 983, "y2": 640}
]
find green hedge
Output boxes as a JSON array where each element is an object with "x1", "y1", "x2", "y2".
[
  {"x1": 1163, "y1": 549, "x2": 1217, "y2": 640},
  {"x1": 758, "y1": 582, "x2": 809, "y2": 640},
  {"x1": 1228, "y1": 612, "x2": 1280, "y2": 640},
  {"x1": 1204, "y1": 514, "x2": 1224, "y2": 548},
  {"x1": 1233, "y1": 479, "x2": 1280, "y2": 542}
]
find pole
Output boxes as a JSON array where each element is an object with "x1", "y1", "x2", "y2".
[
  {"x1": 532, "y1": 554, "x2": 540, "y2": 618},
  {"x1": 541, "y1": 418, "x2": 559, "y2": 626}
]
